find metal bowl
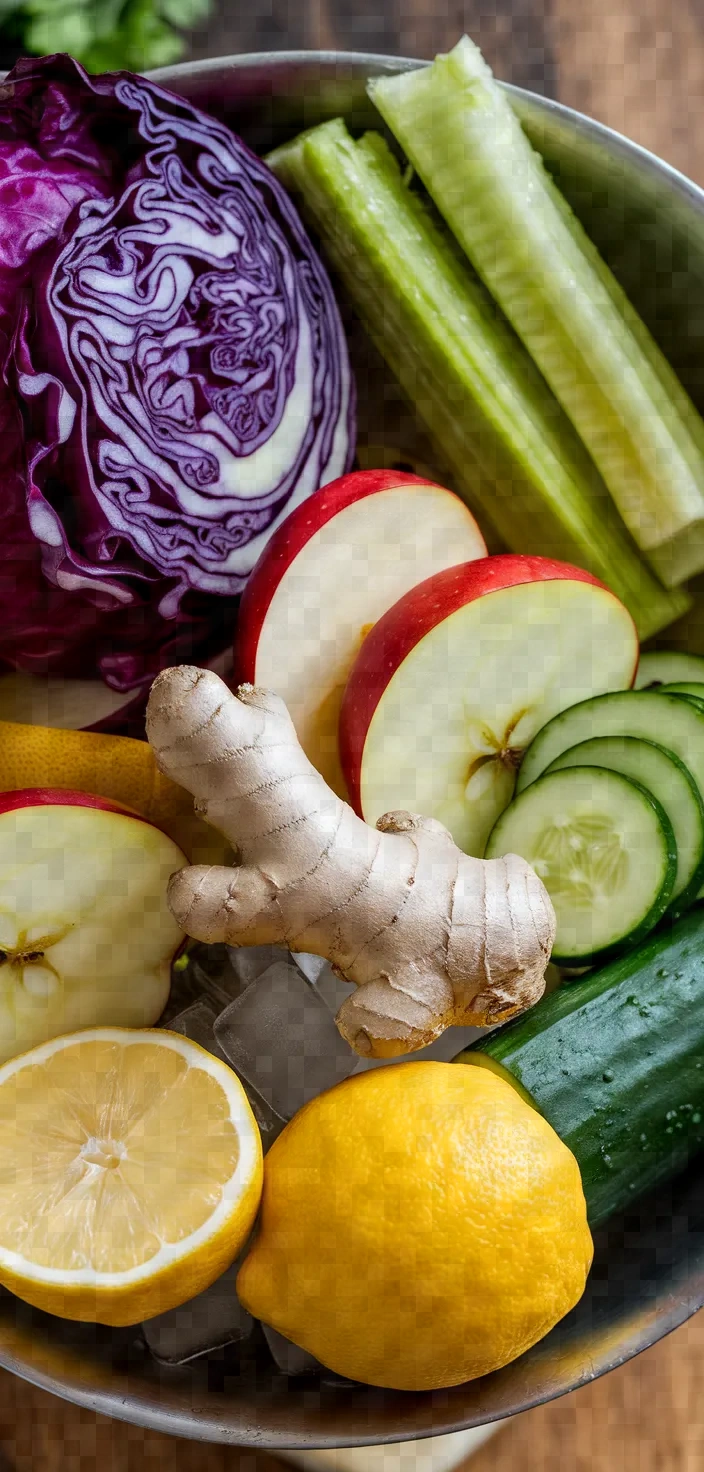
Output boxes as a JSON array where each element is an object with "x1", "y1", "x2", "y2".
[{"x1": 2, "y1": 50, "x2": 704, "y2": 1451}]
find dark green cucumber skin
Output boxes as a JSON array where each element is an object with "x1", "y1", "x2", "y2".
[
  {"x1": 661, "y1": 683, "x2": 704, "y2": 700},
  {"x1": 459, "y1": 908, "x2": 704, "y2": 1227},
  {"x1": 664, "y1": 688, "x2": 704, "y2": 713}
]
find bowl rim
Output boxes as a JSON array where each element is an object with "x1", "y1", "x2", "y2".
[
  {"x1": 149, "y1": 46, "x2": 704, "y2": 214},
  {"x1": 1, "y1": 45, "x2": 703, "y2": 1449}
]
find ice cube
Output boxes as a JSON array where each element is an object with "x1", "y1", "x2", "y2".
[
  {"x1": 296, "y1": 962, "x2": 488, "y2": 1066},
  {"x1": 301, "y1": 959, "x2": 354, "y2": 1016},
  {"x1": 166, "y1": 999, "x2": 228, "y2": 1059},
  {"x1": 291, "y1": 951, "x2": 328, "y2": 985},
  {"x1": 164, "y1": 943, "x2": 293, "y2": 1025},
  {"x1": 262, "y1": 1323, "x2": 324, "y2": 1376},
  {"x1": 165, "y1": 1001, "x2": 288, "y2": 1148},
  {"x1": 142, "y1": 1260, "x2": 254, "y2": 1365},
  {"x1": 296, "y1": 961, "x2": 487, "y2": 1067},
  {"x1": 227, "y1": 944, "x2": 290, "y2": 989},
  {"x1": 162, "y1": 943, "x2": 243, "y2": 1021},
  {"x1": 214, "y1": 960, "x2": 358, "y2": 1118},
  {"x1": 241, "y1": 1081, "x2": 288, "y2": 1148},
  {"x1": 188, "y1": 943, "x2": 245, "y2": 1003}
]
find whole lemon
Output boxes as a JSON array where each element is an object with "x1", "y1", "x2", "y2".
[{"x1": 237, "y1": 1062, "x2": 592, "y2": 1391}]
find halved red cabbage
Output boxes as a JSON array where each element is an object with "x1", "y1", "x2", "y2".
[{"x1": 0, "y1": 54, "x2": 354, "y2": 686}]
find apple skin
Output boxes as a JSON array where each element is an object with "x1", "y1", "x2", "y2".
[
  {"x1": 0, "y1": 788, "x2": 140, "y2": 818},
  {"x1": 237, "y1": 468, "x2": 472, "y2": 682},
  {"x1": 339, "y1": 553, "x2": 639, "y2": 817}
]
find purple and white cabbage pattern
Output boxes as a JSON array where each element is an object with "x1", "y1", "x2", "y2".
[{"x1": 0, "y1": 55, "x2": 354, "y2": 684}]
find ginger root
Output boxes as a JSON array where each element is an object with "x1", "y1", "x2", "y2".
[{"x1": 146, "y1": 667, "x2": 556, "y2": 1058}]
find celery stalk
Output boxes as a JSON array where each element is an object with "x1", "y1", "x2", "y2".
[
  {"x1": 369, "y1": 39, "x2": 704, "y2": 587},
  {"x1": 267, "y1": 119, "x2": 689, "y2": 639}
]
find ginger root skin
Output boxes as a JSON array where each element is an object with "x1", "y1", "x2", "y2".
[{"x1": 146, "y1": 667, "x2": 556, "y2": 1058}]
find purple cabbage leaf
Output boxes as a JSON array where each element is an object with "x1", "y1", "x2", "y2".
[{"x1": 0, "y1": 55, "x2": 355, "y2": 690}]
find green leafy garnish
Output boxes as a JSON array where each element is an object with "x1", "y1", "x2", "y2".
[{"x1": 0, "y1": 0, "x2": 212, "y2": 72}]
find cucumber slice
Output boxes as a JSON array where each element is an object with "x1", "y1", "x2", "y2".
[
  {"x1": 369, "y1": 39, "x2": 704, "y2": 586},
  {"x1": 267, "y1": 121, "x2": 690, "y2": 641},
  {"x1": 485, "y1": 766, "x2": 677, "y2": 964},
  {"x1": 545, "y1": 735, "x2": 704, "y2": 910},
  {"x1": 660, "y1": 682, "x2": 704, "y2": 704},
  {"x1": 517, "y1": 690, "x2": 704, "y2": 802},
  {"x1": 636, "y1": 650, "x2": 704, "y2": 689}
]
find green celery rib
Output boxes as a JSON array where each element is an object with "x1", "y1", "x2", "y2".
[
  {"x1": 267, "y1": 119, "x2": 689, "y2": 640},
  {"x1": 368, "y1": 39, "x2": 704, "y2": 588}
]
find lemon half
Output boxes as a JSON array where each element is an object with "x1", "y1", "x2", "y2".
[{"x1": 0, "y1": 1028, "x2": 263, "y2": 1325}]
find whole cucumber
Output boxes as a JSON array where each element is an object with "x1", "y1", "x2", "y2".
[{"x1": 456, "y1": 908, "x2": 704, "y2": 1226}]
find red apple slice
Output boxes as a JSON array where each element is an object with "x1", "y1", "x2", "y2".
[
  {"x1": 340, "y1": 554, "x2": 639, "y2": 857},
  {"x1": 237, "y1": 469, "x2": 486, "y2": 794},
  {"x1": 0, "y1": 789, "x2": 187, "y2": 1062}
]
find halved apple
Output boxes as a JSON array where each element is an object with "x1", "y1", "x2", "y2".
[
  {"x1": 0, "y1": 789, "x2": 186, "y2": 1062},
  {"x1": 237, "y1": 470, "x2": 486, "y2": 794},
  {"x1": 340, "y1": 555, "x2": 639, "y2": 856}
]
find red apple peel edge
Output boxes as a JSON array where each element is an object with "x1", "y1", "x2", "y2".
[
  {"x1": 236, "y1": 468, "x2": 481, "y2": 683},
  {"x1": 338, "y1": 554, "x2": 639, "y2": 817}
]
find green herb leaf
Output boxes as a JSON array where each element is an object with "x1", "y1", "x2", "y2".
[
  {"x1": 160, "y1": 0, "x2": 211, "y2": 25},
  {"x1": 0, "y1": 0, "x2": 211, "y2": 72},
  {"x1": 25, "y1": 10, "x2": 98, "y2": 54}
]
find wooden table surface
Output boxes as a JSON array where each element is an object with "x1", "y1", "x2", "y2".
[
  {"x1": 193, "y1": 0, "x2": 704, "y2": 185},
  {"x1": 2, "y1": 2, "x2": 703, "y2": 1468},
  {"x1": 1, "y1": 1307, "x2": 703, "y2": 1470}
]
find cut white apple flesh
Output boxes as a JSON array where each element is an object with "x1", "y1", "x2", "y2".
[
  {"x1": 635, "y1": 649, "x2": 704, "y2": 689},
  {"x1": 340, "y1": 555, "x2": 638, "y2": 856},
  {"x1": 0, "y1": 673, "x2": 140, "y2": 731},
  {"x1": 237, "y1": 470, "x2": 486, "y2": 794},
  {"x1": 0, "y1": 650, "x2": 234, "y2": 736},
  {"x1": 0, "y1": 790, "x2": 186, "y2": 1062}
]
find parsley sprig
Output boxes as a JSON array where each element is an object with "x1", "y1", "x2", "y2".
[{"x1": 0, "y1": 0, "x2": 212, "y2": 72}]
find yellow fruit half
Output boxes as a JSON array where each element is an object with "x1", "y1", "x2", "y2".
[
  {"x1": 0, "y1": 720, "x2": 228, "y2": 864},
  {"x1": 0, "y1": 1029, "x2": 263, "y2": 1325},
  {"x1": 237, "y1": 1062, "x2": 593, "y2": 1391}
]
